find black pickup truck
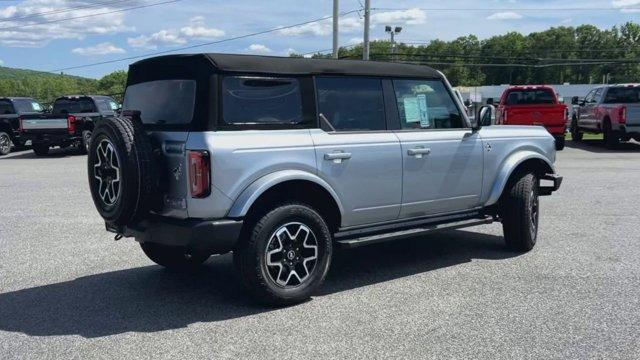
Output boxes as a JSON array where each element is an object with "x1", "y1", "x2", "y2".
[
  {"x1": 0, "y1": 97, "x2": 45, "y2": 156},
  {"x1": 20, "y1": 95, "x2": 120, "y2": 156}
]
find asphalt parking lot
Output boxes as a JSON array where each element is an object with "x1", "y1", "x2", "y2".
[{"x1": 1, "y1": 139, "x2": 639, "y2": 359}]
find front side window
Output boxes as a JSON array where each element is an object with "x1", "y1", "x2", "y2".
[
  {"x1": 222, "y1": 76, "x2": 303, "y2": 126},
  {"x1": 316, "y1": 77, "x2": 386, "y2": 132},
  {"x1": 604, "y1": 87, "x2": 640, "y2": 104},
  {"x1": 13, "y1": 99, "x2": 43, "y2": 113},
  {"x1": 394, "y1": 79, "x2": 464, "y2": 130}
]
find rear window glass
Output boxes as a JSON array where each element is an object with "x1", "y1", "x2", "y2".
[
  {"x1": 505, "y1": 89, "x2": 555, "y2": 105},
  {"x1": 0, "y1": 100, "x2": 13, "y2": 114},
  {"x1": 13, "y1": 99, "x2": 43, "y2": 113},
  {"x1": 604, "y1": 87, "x2": 640, "y2": 104},
  {"x1": 95, "y1": 98, "x2": 119, "y2": 113},
  {"x1": 53, "y1": 98, "x2": 97, "y2": 114},
  {"x1": 123, "y1": 80, "x2": 196, "y2": 125},
  {"x1": 221, "y1": 76, "x2": 303, "y2": 125}
]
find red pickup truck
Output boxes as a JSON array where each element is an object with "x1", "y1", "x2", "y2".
[{"x1": 495, "y1": 85, "x2": 568, "y2": 150}]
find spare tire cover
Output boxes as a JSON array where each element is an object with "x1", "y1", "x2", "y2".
[{"x1": 87, "y1": 116, "x2": 159, "y2": 226}]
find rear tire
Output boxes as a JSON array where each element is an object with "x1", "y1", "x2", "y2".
[
  {"x1": 554, "y1": 136, "x2": 565, "y2": 151},
  {"x1": 78, "y1": 130, "x2": 92, "y2": 154},
  {"x1": 32, "y1": 143, "x2": 49, "y2": 156},
  {"x1": 140, "y1": 242, "x2": 209, "y2": 271},
  {"x1": 603, "y1": 120, "x2": 619, "y2": 149},
  {"x1": 501, "y1": 172, "x2": 539, "y2": 252},
  {"x1": 234, "y1": 203, "x2": 333, "y2": 306},
  {"x1": 0, "y1": 132, "x2": 11, "y2": 156}
]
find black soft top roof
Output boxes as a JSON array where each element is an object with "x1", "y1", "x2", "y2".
[{"x1": 127, "y1": 53, "x2": 443, "y2": 84}]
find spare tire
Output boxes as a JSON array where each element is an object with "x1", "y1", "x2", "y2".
[{"x1": 87, "y1": 116, "x2": 159, "y2": 226}]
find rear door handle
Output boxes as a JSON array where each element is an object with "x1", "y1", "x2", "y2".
[
  {"x1": 324, "y1": 151, "x2": 352, "y2": 163},
  {"x1": 407, "y1": 147, "x2": 431, "y2": 158}
]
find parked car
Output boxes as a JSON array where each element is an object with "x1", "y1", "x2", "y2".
[
  {"x1": 0, "y1": 97, "x2": 44, "y2": 156},
  {"x1": 494, "y1": 85, "x2": 568, "y2": 150},
  {"x1": 86, "y1": 54, "x2": 562, "y2": 305},
  {"x1": 571, "y1": 84, "x2": 640, "y2": 148},
  {"x1": 19, "y1": 95, "x2": 120, "y2": 156}
]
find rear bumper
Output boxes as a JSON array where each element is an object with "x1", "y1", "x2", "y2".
[
  {"x1": 539, "y1": 173, "x2": 563, "y2": 196},
  {"x1": 21, "y1": 132, "x2": 80, "y2": 146},
  {"x1": 106, "y1": 216, "x2": 243, "y2": 254}
]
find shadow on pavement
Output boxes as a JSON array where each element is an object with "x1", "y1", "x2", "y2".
[
  {"x1": 1, "y1": 147, "x2": 84, "y2": 160},
  {"x1": 566, "y1": 139, "x2": 640, "y2": 153},
  {"x1": 0, "y1": 229, "x2": 516, "y2": 338}
]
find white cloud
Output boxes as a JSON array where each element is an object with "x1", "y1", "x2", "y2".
[
  {"x1": 486, "y1": 11, "x2": 523, "y2": 20},
  {"x1": 0, "y1": 1, "x2": 136, "y2": 47},
  {"x1": 246, "y1": 43, "x2": 271, "y2": 54},
  {"x1": 612, "y1": 0, "x2": 640, "y2": 6},
  {"x1": 370, "y1": 8, "x2": 426, "y2": 25},
  {"x1": 71, "y1": 42, "x2": 125, "y2": 56},
  {"x1": 0, "y1": 59, "x2": 3, "y2": 66},
  {"x1": 284, "y1": 47, "x2": 297, "y2": 55},
  {"x1": 128, "y1": 16, "x2": 224, "y2": 49},
  {"x1": 279, "y1": 9, "x2": 425, "y2": 37}
]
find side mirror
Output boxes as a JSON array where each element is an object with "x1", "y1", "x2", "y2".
[
  {"x1": 571, "y1": 96, "x2": 579, "y2": 105},
  {"x1": 486, "y1": 98, "x2": 494, "y2": 106},
  {"x1": 463, "y1": 99, "x2": 472, "y2": 107},
  {"x1": 474, "y1": 105, "x2": 494, "y2": 130}
]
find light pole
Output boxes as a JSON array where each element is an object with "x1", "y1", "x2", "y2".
[
  {"x1": 332, "y1": 0, "x2": 339, "y2": 59},
  {"x1": 385, "y1": 26, "x2": 402, "y2": 62}
]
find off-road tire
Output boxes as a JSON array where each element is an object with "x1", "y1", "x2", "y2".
[
  {"x1": 32, "y1": 143, "x2": 49, "y2": 156},
  {"x1": 570, "y1": 118, "x2": 583, "y2": 142},
  {"x1": 234, "y1": 203, "x2": 333, "y2": 306},
  {"x1": 87, "y1": 116, "x2": 159, "y2": 226},
  {"x1": 78, "y1": 130, "x2": 92, "y2": 155},
  {"x1": 603, "y1": 120, "x2": 619, "y2": 149},
  {"x1": 140, "y1": 242, "x2": 210, "y2": 271},
  {"x1": 0, "y1": 132, "x2": 11, "y2": 156},
  {"x1": 554, "y1": 136, "x2": 565, "y2": 151},
  {"x1": 501, "y1": 172, "x2": 539, "y2": 252}
]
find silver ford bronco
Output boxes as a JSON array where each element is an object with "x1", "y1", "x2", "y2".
[{"x1": 87, "y1": 54, "x2": 562, "y2": 305}]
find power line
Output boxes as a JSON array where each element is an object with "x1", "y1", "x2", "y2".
[
  {"x1": 0, "y1": 0, "x2": 135, "y2": 24},
  {"x1": 372, "y1": 7, "x2": 640, "y2": 12},
  {"x1": 49, "y1": 9, "x2": 362, "y2": 73},
  {"x1": 0, "y1": 0, "x2": 182, "y2": 32}
]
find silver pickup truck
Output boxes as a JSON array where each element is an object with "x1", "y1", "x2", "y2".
[{"x1": 87, "y1": 54, "x2": 562, "y2": 305}]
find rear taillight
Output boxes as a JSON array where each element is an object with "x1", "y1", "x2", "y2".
[
  {"x1": 619, "y1": 107, "x2": 626, "y2": 124},
  {"x1": 188, "y1": 150, "x2": 211, "y2": 198},
  {"x1": 67, "y1": 115, "x2": 77, "y2": 134},
  {"x1": 503, "y1": 110, "x2": 508, "y2": 124}
]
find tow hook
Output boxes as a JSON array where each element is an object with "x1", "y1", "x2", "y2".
[{"x1": 114, "y1": 234, "x2": 124, "y2": 241}]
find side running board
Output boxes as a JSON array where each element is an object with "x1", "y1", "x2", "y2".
[{"x1": 336, "y1": 216, "x2": 495, "y2": 249}]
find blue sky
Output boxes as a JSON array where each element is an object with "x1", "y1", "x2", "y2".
[{"x1": 0, "y1": 0, "x2": 638, "y2": 78}]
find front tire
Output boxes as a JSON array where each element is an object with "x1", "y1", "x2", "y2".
[
  {"x1": 554, "y1": 135, "x2": 565, "y2": 151},
  {"x1": 32, "y1": 143, "x2": 49, "y2": 156},
  {"x1": 78, "y1": 130, "x2": 92, "y2": 154},
  {"x1": 140, "y1": 242, "x2": 209, "y2": 271},
  {"x1": 234, "y1": 203, "x2": 333, "y2": 306},
  {"x1": 0, "y1": 132, "x2": 11, "y2": 156},
  {"x1": 501, "y1": 172, "x2": 539, "y2": 252}
]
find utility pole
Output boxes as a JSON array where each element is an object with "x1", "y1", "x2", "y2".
[
  {"x1": 332, "y1": 0, "x2": 339, "y2": 59},
  {"x1": 363, "y1": 0, "x2": 370, "y2": 60}
]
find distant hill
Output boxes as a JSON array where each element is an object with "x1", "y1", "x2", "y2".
[{"x1": 0, "y1": 66, "x2": 126, "y2": 104}]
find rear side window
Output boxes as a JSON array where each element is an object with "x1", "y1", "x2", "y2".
[
  {"x1": 95, "y1": 98, "x2": 119, "y2": 113},
  {"x1": 53, "y1": 98, "x2": 97, "y2": 114},
  {"x1": 604, "y1": 87, "x2": 640, "y2": 104},
  {"x1": 123, "y1": 80, "x2": 196, "y2": 125},
  {"x1": 13, "y1": 99, "x2": 43, "y2": 113},
  {"x1": 505, "y1": 89, "x2": 555, "y2": 105},
  {"x1": 0, "y1": 100, "x2": 13, "y2": 114},
  {"x1": 221, "y1": 76, "x2": 303, "y2": 126},
  {"x1": 394, "y1": 79, "x2": 464, "y2": 130},
  {"x1": 316, "y1": 77, "x2": 386, "y2": 131}
]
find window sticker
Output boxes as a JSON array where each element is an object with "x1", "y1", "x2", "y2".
[
  {"x1": 417, "y1": 94, "x2": 430, "y2": 128},
  {"x1": 403, "y1": 97, "x2": 421, "y2": 123}
]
